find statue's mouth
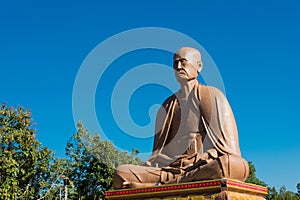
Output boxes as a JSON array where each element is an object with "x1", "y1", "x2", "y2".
[{"x1": 177, "y1": 69, "x2": 186, "y2": 74}]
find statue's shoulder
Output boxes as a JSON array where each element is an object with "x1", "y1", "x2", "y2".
[{"x1": 196, "y1": 84, "x2": 226, "y2": 102}]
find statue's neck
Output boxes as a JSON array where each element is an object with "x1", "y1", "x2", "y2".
[{"x1": 179, "y1": 79, "x2": 197, "y2": 100}]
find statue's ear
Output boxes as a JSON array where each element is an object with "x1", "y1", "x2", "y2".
[{"x1": 197, "y1": 61, "x2": 203, "y2": 72}]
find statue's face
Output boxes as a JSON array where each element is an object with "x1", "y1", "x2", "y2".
[{"x1": 173, "y1": 48, "x2": 201, "y2": 82}]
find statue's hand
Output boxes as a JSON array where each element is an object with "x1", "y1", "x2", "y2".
[
  {"x1": 198, "y1": 152, "x2": 209, "y2": 161},
  {"x1": 206, "y1": 149, "x2": 218, "y2": 159},
  {"x1": 192, "y1": 149, "x2": 218, "y2": 166}
]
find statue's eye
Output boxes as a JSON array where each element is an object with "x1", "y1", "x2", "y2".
[{"x1": 180, "y1": 59, "x2": 188, "y2": 65}]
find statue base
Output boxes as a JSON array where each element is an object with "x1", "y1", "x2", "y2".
[{"x1": 105, "y1": 179, "x2": 268, "y2": 200}]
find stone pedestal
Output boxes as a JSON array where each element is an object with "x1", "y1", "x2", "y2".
[{"x1": 105, "y1": 179, "x2": 268, "y2": 200}]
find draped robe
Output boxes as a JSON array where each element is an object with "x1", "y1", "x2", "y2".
[{"x1": 113, "y1": 83, "x2": 249, "y2": 189}]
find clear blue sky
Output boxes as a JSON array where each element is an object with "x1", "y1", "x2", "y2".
[{"x1": 1, "y1": 0, "x2": 299, "y2": 192}]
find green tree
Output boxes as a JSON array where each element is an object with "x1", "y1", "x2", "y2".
[
  {"x1": 0, "y1": 104, "x2": 55, "y2": 199},
  {"x1": 65, "y1": 121, "x2": 143, "y2": 199},
  {"x1": 275, "y1": 186, "x2": 300, "y2": 200},
  {"x1": 245, "y1": 161, "x2": 267, "y2": 187},
  {"x1": 264, "y1": 184, "x2": 300, "y2": 200},
  {"x1": 245, "y1": 162, "x2": 300, "y2": 200},
  {"x1": 267, "y1": 187, "x2": 279, "y2": 200},
  {"x1": 38, "y1": 158, "x2": 73, "y2": 200}
]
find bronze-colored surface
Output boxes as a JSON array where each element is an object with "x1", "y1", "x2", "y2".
[{"x1": 113, "y1": 47, "x2": 249, "y2": 189}]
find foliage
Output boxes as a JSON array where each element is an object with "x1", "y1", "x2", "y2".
[
  {"x1": 65, "y1": 121, "x2": 143, "y2": 199},
  {"x1": 245, "y1": 161, "x2": 267, "y2": 187},
  {"x1": 245, "y1": 161, "x2": 300, "y2": 200},
  {"x1": 266, "y1": 185, "x2": 300, "y2": 200},
  {"x1": 38, "y1": 157, "x2": 73, "y2": 200},
  {"x1": 0, "y1": 104, "x2": 54, "y2": 199}
]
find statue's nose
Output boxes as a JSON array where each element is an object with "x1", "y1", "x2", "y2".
[{"x1": 177, "y1": 61, "x2": 183, "y2": 70}]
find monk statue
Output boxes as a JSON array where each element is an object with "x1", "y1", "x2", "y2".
[{"x1": 113, "y1": 47, "x2": 249, "y2": 189}]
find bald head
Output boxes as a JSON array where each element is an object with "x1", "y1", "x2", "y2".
[{"x1": 174, "y1": 47, "x2": 202, "y2": 72}]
